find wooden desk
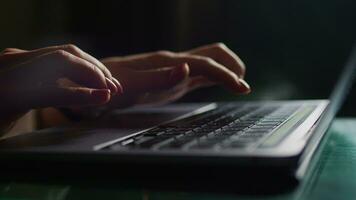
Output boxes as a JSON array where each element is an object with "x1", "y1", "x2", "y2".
[{"x1": 0, "y1": 118, "x2": 355, "y2": 200}]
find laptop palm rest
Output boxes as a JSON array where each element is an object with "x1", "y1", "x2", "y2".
[{"x1": 0, "y1": 104, "x2": 209, "y2": 151}]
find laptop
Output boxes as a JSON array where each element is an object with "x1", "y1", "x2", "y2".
[{"x1": 0, "y1": 45, "x2": 354, "y2": 190}]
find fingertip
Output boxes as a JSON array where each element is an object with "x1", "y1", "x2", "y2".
[
  {"x1": 237, "y1": 78, "x2": 251, "y2": 94},
  {"x1": 181, "y1": 63, "x2": 190, "y2": 77},
  {"x1": 168, "y1": 63, "x2": 190, "y2": 85},
  {"x1": 177, "y1": 63, "x2": 190, "y2": 76},
  {"x1": 111, "y1": 77, "x2": 124, "y2": 94},
  {"x1": 105, "y1": 77, "x2": 118, "y2": 94},
  {"x1": 90, "y1": 89, "x2": 111, "y2": 104}
]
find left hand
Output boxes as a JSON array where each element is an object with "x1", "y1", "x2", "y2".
[
  {"x1": 0, "y1": 44, "x2": 123, "y2": 131},
  {"x1": 101, "y1": 43, "x2": 251, "y2": 108}
]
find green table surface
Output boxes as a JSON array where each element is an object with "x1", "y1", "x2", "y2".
[{"x1": 1, "y1": 118, "x2": 356, "y2": 200}]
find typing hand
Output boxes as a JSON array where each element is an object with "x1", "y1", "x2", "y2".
[
  {"x1": 0, "y1": 44, "x2": 122, "y2": 130},
  {"x1": 102, "y1": 43, "x2": 250, "y2": 107}
]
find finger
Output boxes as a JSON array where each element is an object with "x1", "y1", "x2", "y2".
[
  {"x1": 106, "y1": 77, "x2": 119, "y2": 94},
  {"x1": 53, "y1": 73, "x2": 118, "y2": 94},
  {"x1": 174, "y1": 54, "x2": 250, "y2": 93},
  {"x1": 1, "y1": 48, "x2": 119, "y2": 95},
  {"x1": 13, "y1": 44, "x2": 113, "y2": 78},
  {"x1": 1, "y1": 45, "x2": 123, "y2": 91},
  {"x1": 115, "y1": 63, "x2": 189, "y2": 93},
  {"x1": 9, "y1": 50, "x2": 109, "y2": 89},
  {"x1": 103, "y1": 51, "x2": 250, "y2": 94},
  {"x1": 33, "y1": 87, "x2": 111, "y2": 108},
  {"x1": 186, "y1": 43, "x2": 246, "y2": 78},
  {"x1": 111, "y1": 77, "x2": 123, "y2": 94},
  {"x1": 32, "y1": 45, "x2": 124, "y2": 93}
]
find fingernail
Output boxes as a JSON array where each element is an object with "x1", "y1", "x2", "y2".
[
  {"x1": 168, "y1": 63, "x2": 189, "y2": 85},
  {"x1": 105, "y1": 77, "x2": 118, "y2": 94},
  {"x1": 91, "y1": 89, "x2": 111, "y2": 104},
  {"x1": 238, "y1": 78, "x2": 251, "y2": 94},
  {"x1": 112, "y1": 77, "x2": 124, "y2": 94}
]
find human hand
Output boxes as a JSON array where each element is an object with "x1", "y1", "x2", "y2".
[
  {"x1": 0, "y1": 44, "x2": 122, "y2": 130},
  {"x1": 101, "y1": 43, "x2": 250, "y2": 107}
]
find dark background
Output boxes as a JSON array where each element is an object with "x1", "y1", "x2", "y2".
[{"x1": 1, "y1": 0, "x2": 356, "y2": 115}]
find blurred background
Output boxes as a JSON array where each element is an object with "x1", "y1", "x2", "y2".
[{"x1": 1, "y1": 0, "x2": 356, "y2": 115}]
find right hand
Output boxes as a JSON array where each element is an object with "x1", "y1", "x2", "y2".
[
  {"x1": 0, "y1": 44, "x2": 122, "y2": 130},
  {"x1": 102, "y1": 43, "x2": 250, "y2": 107}
]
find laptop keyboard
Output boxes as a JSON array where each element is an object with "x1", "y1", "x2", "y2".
[{"x1": 106, "y1": 104, "x2": 300, "y2": 151}]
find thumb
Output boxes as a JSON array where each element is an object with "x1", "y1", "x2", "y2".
[
  {"x1": 1, "y1": 87, "x2": 111, "y2": 113},
  {"x1": 30, "y1": 87, "x2": 111, "y2": 108},
  {"x1": 117, "y1": 63, "x2": 189, "y2": 93}
]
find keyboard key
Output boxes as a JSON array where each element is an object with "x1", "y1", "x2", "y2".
[
  {"x1": 105, "y1": 104, "x2": 301, "y2": 151},
  {"x1": 136, "y1": 136, "x2": 173, "y2": 148},
  {"x1": 144, "y1": 131, "x2": 165, "y2": 137}
]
